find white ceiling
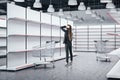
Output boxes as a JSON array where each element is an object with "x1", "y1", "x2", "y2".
[{"x1": 53, "y1": 9, "x2": 119, "y2": 26}]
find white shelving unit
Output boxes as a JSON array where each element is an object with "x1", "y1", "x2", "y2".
[
  {"x1": 73, "y1": 24, "x2": 120, "y2": 52},
  {"x1": 0, "y1": 3, "x2": 75, "y2": 71},
  {"x1": 0, "y1": 17, "x2": 6, "y2": 57}
]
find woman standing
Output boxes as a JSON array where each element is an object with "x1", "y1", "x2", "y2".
[{"x1": 60, "y1": 24, "x2": 73, "y2": 65}]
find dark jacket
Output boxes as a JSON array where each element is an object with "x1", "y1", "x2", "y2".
[{"x1": 60, "y1": 26, "x2": 72, "y2": 44}]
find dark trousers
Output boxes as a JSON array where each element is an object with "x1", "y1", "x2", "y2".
[{"x1": 65, "y1": 42, "x2": 73, "y2": 63}]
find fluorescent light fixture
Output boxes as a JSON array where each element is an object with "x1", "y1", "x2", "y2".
[
  {"x1": 86, "y1": 7, "x2": 92, "y2": 14},
  {"x1": 100, "y1": 0, "x2": 112, "y2": 3},
  {"x1": 58, "y1": 9, "x2": 64, "y2": 16},
  {"x1": 33, "y1": 0, "x2": 42, "y2": 8},
  {"x1": 14, "y1": 0, "x2": 24, "y2": 2},
  {"x1": 68, "y1": 0, "x2": 77, "y2": 6},
  {"x1": 106, "y1": 2, "x2": 115, "y2": 9},
  {"x1": 47, "y1": 4, "x2": 55, "y2": 12},
  {"x1": 78, "y1": 2, "x2": 86, "y2": 10}
]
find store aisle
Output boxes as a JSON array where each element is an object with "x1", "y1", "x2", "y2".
[{"x1": 0, "y1": 52, "x2": 119, "y2": 80}]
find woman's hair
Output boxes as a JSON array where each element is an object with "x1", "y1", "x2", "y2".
[{"x1": 67, "y1": 24, "x2": 72, "y2": 41}]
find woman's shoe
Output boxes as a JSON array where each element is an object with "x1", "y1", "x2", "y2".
[
  {"x1": 65, "y1": 62, "x2": 69, "y2": 67},
  {"x1": 70, "y1": 61, "x2": 73, "y2": 65}
]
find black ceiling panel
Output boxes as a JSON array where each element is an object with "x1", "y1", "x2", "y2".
[
  {"x1": 0, "y1": 0, "x2": 120, "y2": 15},
  {"x1": 0, "y1": 3, "x2": 6, "y2": 15}
]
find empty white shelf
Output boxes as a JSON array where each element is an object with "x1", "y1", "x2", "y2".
[
  {"x1": 8, "y1": 46, "x2": 65, "y2": 53},
  {"x1": 8, "y1": 48, "x2": 45, "y2": 53},
  {"x1": 8, "y1": 34, "x2": 64, "y2": 38},
  {"x1": 8, "y1": 34, "x2": 41, "y2": 37},
  {"x1": 8, "y1": 17, "x2": 60, "y2": 28}
]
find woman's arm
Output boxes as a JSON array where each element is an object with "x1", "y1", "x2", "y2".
[{"x1": 60, "y1": 26, "x2": 66, "y2": 32}]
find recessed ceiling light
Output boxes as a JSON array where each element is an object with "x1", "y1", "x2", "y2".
[
  {"x1": 106, "y1": 2, "x2": 115, "y2": 9},
  {"x1": 47, "y1": 5, "x2": 55, "y2": 12},
  {"x1": 14, "y1": 0, "x2": 24, "y2": 2},
  {"x1": 78, "y1": 2, "x2": 86, "y2": 10},
  {"x1": 100, "y1": 0, "x2": 112, "y2": 3},
  {"x1": 47, "y1": 0, "x2": 55, "y2": 12},
  {"x1": 86, "y1": 7, "x2": 92, "y2": 14},
  {"x1": 68, "y1": 0, "x2": 77, "y2": 6},
  {"x1": 33, "y1": 0, "x2": 42, "y2": 8}
]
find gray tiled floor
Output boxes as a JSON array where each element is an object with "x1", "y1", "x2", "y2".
[{"x1": 0, "y1": 52, "x2": 119, "y2": 80}]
